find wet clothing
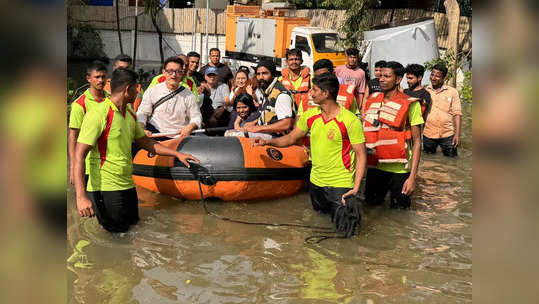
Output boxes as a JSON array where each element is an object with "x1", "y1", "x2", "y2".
[
  {"x1": 365, "y1": 168, "x2": 411, "y2": 209},
  {"x1": 404, "y1": 87, "x2": 432, "y2": 120},
  {"x1": 78, "y1": 98, "x2": 146, "y2": 192},
  {"x1": 423, "y1": 134, "x2": 458, "y2": 157},
  {"x1": 88, "y1": 187, "x2": 139, "y2": 233},
  {"x1": 297, "y1": 105, "x2": 365, "y2": 189},
  {"x1": 309, "y1": 182, "x2": 352, "y2": 215},
  {"x1": 137, "y1": 82, "x2": 202, "y2": 134},
  {"x1": 423, "y1": 84, "x2": 462, "y2": 139},
  {"x1": 200, "y1": 63, "x2": 233, "y2": 86}
]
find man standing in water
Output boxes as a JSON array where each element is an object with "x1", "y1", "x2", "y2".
[
  {"x1": 423, "y1": 63, "x2": 462, "y2": 157},
  {"x1": 73, "y1": 68, "x2": 199, "y2": 233},
  {"x1": 69, "y1": 61, "x2": 108, "y2": 185},
  {"x1": 362, "y1": 61, "x2": 423, "y2": 209},
  {"x1": 404, "y1": 63, "x2": 432, "y2": 120},
  {"x1": 253, "y1": 73, "x2": 366, "y2": 221}
]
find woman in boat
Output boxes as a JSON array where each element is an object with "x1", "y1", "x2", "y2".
[
  {"x1": 223, "y1": 66, "x2": 258, "y2": 110},
  {"x1": 227, "y1": 93, "x2": 260, "y2": 130}
]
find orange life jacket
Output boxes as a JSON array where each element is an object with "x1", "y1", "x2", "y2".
[
  {"x1": 336, "y1": 84, "x2": 356, "y2": 111},
  {"x1": 280, "y1": 67, "x2": 310, "y2": 111},
  {"x1": 363, "y1": 91, "x2": 414, "y2": 167}
]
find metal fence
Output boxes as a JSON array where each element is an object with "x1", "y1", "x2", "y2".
[{"x1": 68, "y1": 6, "x2": 471, "y2": 51}]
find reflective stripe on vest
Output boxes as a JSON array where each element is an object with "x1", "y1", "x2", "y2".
[
  {"x1": 336, "y1": 84, "x2": 356, "y2": 110},
  {"x1": 280, "y1": 67, "x2": 310, "y2": 110}
]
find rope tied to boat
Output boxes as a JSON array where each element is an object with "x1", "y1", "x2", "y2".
[{"x1": 189, "y1": 161, "x2": 361, "y2": 243}]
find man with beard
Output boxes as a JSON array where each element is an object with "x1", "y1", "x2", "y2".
[
  {"x1": 243, "y1": 61, "x2": 295, "y2": 137},
  {"x1": 73, "y1": 68, "x2": 199, "y2": 233},
  {"x1": 362, "y1": 61, "x2": 423, "y2": 209},
  {"x1": 69, "y1": 61, "x2": 108, "y2": 185},
  {"x1": 423, "y1": 63, "x2": 462, "y2": 158},
  {"x1": 404, "y1": 63, "x2": 432, "y2": 120},
  {"x1": 136, "y1": 56, "x2": 202, "y2": 138}
]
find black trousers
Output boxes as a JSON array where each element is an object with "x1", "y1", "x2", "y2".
[
  {"x1": 88, "y1": 187, "x2": 139, "y2": 233},
  {"x1": 423, "y1": 135, "x2": 458, "y2": 157},
  {"x1": 365, "y1": 168, "x2": 411, "y2": 209},
  {"x1": 309, "y1": 182, "x2": 351, "y2": 216}
]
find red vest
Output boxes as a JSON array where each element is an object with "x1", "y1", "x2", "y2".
[
  {"x1": 363, "y1": 91, "x2": 413, "y2": 167},
  {"x1": 280, "y1": 67, "x2": 310, "y2": 111}
]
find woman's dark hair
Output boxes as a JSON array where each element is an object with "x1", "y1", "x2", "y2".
[{"x1": 234, "y1": 93, "x2": 257, "y2": 114}]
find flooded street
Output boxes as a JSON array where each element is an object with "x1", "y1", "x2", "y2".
[{"x1": 67, "y1": 107, "x2": 471, "y2": 303}]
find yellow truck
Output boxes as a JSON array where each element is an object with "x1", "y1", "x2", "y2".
[{"x1": 224, "y1": 5, "x2": 347, "y2": 72}]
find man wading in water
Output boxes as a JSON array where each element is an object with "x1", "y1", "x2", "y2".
[
  {"x1": 253, "y1": 73, "x2": 367, "y2": 234},
  {"x1": 73, "y1": 68, "x2": 199, "y2": 233}
]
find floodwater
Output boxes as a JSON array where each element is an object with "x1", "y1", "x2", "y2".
[{"x1": 67, "y1": 107, "x2": 472, "y2": 303}]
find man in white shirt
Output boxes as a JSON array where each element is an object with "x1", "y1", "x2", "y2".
[
  {"x1": 136, "y1": 56, "x2": 202, "y2": 138},
  {"x1": 244, "y1": 61, "x2": 296, "y2": 137}
]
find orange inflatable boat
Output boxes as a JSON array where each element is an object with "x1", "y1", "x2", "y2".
[{"x1": 132, "y1": 136, "x2": 310, "y2": 201}]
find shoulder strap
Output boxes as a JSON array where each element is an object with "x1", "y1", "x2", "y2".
[{"x1": 151, "y1": 86, "x2": 185, "y2": 112}]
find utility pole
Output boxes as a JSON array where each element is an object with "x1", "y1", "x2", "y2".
[{"x1": 444, "y1": 0, "x2": 460, "y2": 87}]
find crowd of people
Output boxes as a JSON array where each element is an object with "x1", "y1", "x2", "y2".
[{"x1": 69, "y1": 46, "x2": 463, "y2": 235}]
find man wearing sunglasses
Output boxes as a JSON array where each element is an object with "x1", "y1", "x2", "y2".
[{"x1": 136, "y1": 56, "x2": 202, "y2": 138}]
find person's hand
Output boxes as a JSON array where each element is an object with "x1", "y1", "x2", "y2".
[
  {"x1": 144, "y1": 130, "x2": 153, "y2": 137},
  {"x1": 341, "y1": 188, "x2": 358, "y2": 205},
  {"x1": 452, "y1": 134, "x2": 460, "y2": 147},
  {"x1": 251, "y1": 138, "x2": 267, "y2": 146},
  {"x1": 77, "y1": 196, "x2": 94, "y2": 217},
  {"x1": 243, "y1": 124, "x2": 257, "y2": 133},
  {"x1": 246, "y1": 84, "x2": 253, "y2": 95},
  {"x1": 178, "y1": 126, "x2": 193, "y2": 137},
  {"x1": 223, "y1": 95, "x2": 230, "y2": 107},
  {"x1": 401, "y1": 177, "x2": 416, "y2": 196},
  {"x1": 175, "y1": 152, "x2": 200, "y2": 168}
]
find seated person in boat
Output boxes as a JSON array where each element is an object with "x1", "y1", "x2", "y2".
[
  {"x1": 253, "y1": 73, "x2": 366, "y2": 225},
  {"x1": 227, "y1": 93, "x2": 260, "y2": 130},
  {"x1": 136, "y1": 56, "x2": 202, "y2": 138},
  {"x1": 198, "y1": 66, "x2": 230, "y2": 128},
  {"x1": 73, "y1": 67, "x2": 199, "y2": 233},
  {"x1": 243, "y1": 61, "x2": 296, "y2": 137}
]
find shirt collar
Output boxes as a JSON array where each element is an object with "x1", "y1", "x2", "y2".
[{"x1": 427, "y1": 84, "x2": 449, "y2": 92}]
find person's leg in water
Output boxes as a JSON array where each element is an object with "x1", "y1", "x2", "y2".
[
  {"x1": 89, "y1": 188, "x2": 139, "y2": 233},
  {"x1": 388, "y1": 172, "x2": 412, "y2": 209},
  {"x1": 439, "y1": 135, "x2": 458, "y2": 158},
  {"x1": 309, "y1": 182, "x2": 351, "y2": 216},
  {"x1": 423, "y1": 135, "x2": 438, "y2": 154},
  {"x1": 365, "y1": 168, "x2": 391, "y2": 206}
]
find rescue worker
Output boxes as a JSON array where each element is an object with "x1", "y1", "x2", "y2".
[
  {"x1": 69, "y1": 61, "x2": 108, "y2": 185},
  {"x1": 278, "y1": 48, "x2": 311, "y2": 115},
  {"x1": 104, "y1": 54, "x2": 144, "y2": 111},
  {"x1": 73, "y1": 67, "x2": 199, "y2": 233},
  {"x1": 362, "y1": 61, "x2": 423, "y2": 209}
]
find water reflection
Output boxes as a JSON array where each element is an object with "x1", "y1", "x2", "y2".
[{"x1": 67, "y1": 108, "x2": 472, "y2": 303}]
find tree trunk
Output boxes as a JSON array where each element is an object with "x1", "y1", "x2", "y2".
[
  {"x1": 151, "y1": 13, "x2": 164, "y2": 65},
  {"x1": 115, "y1": 0, "x2": 123, "y2": 54},
  {"x1": 444, "y1": 0, "x2": 460, "y2": 87}
]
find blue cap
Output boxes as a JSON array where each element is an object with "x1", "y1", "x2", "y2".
[{"x1": 205, "y1": 67, "x2": 218, "y2": 75}]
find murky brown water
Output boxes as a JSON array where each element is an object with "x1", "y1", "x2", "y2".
[{"x1": 67, "y1": 107, "x2": 471, "y2": 303}]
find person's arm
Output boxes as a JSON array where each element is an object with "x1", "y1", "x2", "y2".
[
  {"x1": 341, "y1": 143, "x2": 367, "y2": 204},
  {"x1": 453, "y1": 114, "x2": 462, "y2": 147},
  {"x1": 252, "y1": 125, "x2": 307, "y2": 148},
  {"x1": 244, "y1": 117, "x2": 293, "y2": 134},
  {"x1": 402, "y1": 124, "x2": 422, "y2": 195},
  {"x1": 180, "y1": 94, "x2": 202, "y2": 137},
  {"x1": 74, "y1": 143, "x2": 94, "y2": 217},
  {"x1": 68, "y1": 128, "x2": 80, "y2": 185},
  {"x1": 136, "y1": 88, "x2": 154, "y2": 136},
  {"x1": 134, "y1": 136, "x2": 200, "y2": 167},
  {"x1": 233, "y1": 115, "x2": 242, "y2": 130}
]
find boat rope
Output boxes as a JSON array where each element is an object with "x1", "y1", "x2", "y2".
[{"x1": 194, "y1": 168, "x2": 362, "y2": 244}]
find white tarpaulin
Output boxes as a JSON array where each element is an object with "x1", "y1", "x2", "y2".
[{"x1": 362, "y1": 18, "x2": 439, "y2": 87}]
